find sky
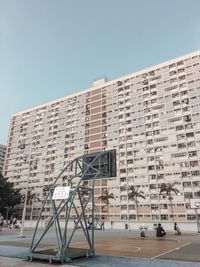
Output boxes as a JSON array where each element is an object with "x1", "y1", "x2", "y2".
[{"x1": 0, "y1": 0, "x2": 200, "y2": 144}]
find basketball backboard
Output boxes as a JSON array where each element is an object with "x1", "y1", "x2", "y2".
[{"x1": 82, "y1": 149, "x2": 116, "y2": 180}]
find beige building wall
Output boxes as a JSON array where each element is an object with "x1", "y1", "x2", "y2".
[
  {"x1": 3, "y1": 51, "x2": 200, "y2": 224},
  {"x1": 0, "y1": 144, "x2": 6, "y2": 173}
]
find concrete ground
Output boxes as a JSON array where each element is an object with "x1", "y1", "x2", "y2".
[
  {"x1": 1, "y1": 227, "x2": 200, "y2": 266},
  {"x1": 0, "y1": 256, "x2": 77, "y2": 267}
]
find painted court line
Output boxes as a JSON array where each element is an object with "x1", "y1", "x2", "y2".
[{"x1": 151, "y1": 242, "x2": 191, "y2": 259}]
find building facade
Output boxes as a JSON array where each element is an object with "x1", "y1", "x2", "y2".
[
  {"x1": 0, "y1": 144, "x2": 6, "y2": 174},
  {"x1": 3, "y1": 51, "x2": 200, "y2": 224}
]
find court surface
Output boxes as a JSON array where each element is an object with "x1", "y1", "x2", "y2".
[
  {"x1": 0, "y1": 228, "x2": 200, "y2": 264},
  {"x1": 72, "y1": 237, "x2": 188, "y2": 259}
]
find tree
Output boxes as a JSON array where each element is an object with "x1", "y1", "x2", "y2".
[
  {"x1": 0, "y1": 173, "x2": 21, "y2": 219},
  {"x1": 159, "y1": 182, "x2": 179, "y2": 221},
  {"x1": 128, "y1": 185, "x2": 146, "y2": 220},
  {"x1": 27, "y1": 191, "x2": 40, "y2": 221},
  {"x1": 21, "y1": 191, "x2": 40, "y2": 220},
  {"x1": 98, "y1": 189, "x2": 115, "y2": 220},
  {"x1": 80, "y1": 181, "x2": 89, "y2": 201}
]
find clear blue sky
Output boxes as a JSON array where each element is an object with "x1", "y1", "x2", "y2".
[{"x1": 0, "y1": 0, "x2": 200, "y2": 144}]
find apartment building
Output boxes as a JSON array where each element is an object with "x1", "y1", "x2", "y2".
[
  {"x1": 3, "y1": 51, "x2": 200, "y2": 224},
  {"x1": 0, "y1": 144, "x2": 6, "y2": 174}
]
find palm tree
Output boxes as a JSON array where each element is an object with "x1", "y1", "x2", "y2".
[
  {"x1": 22, "y1": 191, "x2": 40, "y2": 221},
  {"x1": 159, "y1": 182, "x2": 179, "y2": 221},
  {"x1": 128, "y1": 185, "x2": 146, "y2": 220},
  {"x1": 29, "y1": 192, "x2": 40, "y2": 221},
  {"x1": 98, "y1": 189, "x2": 115, "y2": 220},
  {"x1": 80, "y1": 182, "x2": 90, "y2": 219},
  {"x1": 80, "y1": 182, "x2": 89, "y2": 200}
]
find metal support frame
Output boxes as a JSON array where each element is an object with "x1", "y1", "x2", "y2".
[{"x1": 28, "y1": 151, "x2": 109, "y2": 263}]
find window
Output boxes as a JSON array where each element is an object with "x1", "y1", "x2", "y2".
[{"x1": 187, "y1": 215, "x2": 196, "y2": 221}]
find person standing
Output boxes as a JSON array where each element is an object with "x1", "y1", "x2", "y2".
[
  {"x1": 9, "y1": 216, "x2": 13, "y2": 229},
  {"x1": 0, "y1": 213, "x2": 4, "y2": 231},
  {"x1": 12, "y1": 216, "x2": 17, "y2": 229},
  {"x1": 174, "y1": 222, "x2": 181, "y2": 235},
  {"x1": 101, "y1": 217, "x2": 105, "y2": 230}
]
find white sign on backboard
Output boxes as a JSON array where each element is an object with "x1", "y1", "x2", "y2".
[{"x1": 52, "y1": 186, "x2": 70, "y2": 200}]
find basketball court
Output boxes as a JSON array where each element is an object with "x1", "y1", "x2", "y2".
[
  {"x1": 72, "y1": 236, "x2": 188, "y2": 259},
  {"x1": 0, "y1": 229, "x2": 195, "y2": 261},
  {"x1": 0, "y1": 150, "x2": 200, "y2": 265}
]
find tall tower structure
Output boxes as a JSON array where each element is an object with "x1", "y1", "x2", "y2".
[{"x1": 4, "y1": 51, "x2": 200, "y2": 226}]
